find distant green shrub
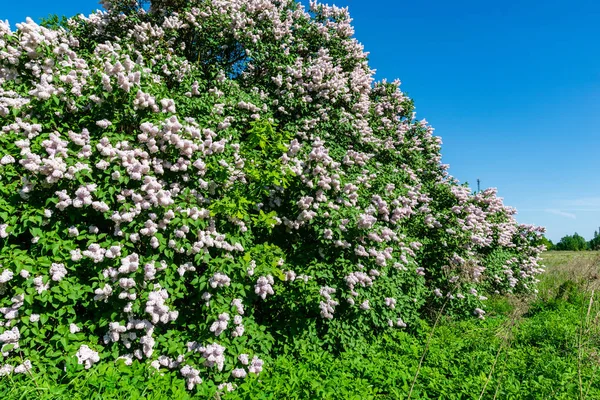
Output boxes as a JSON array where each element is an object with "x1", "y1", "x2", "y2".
[
  {"x1": 554, "y1": 233, "x2": 589, "y2": 251},
  {"x1": 589, "y1": 230, "x2": 600, "y2": 250}
]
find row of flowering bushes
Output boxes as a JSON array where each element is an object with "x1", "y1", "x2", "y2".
[{"x1": 0, "y1": 0, "x2": 545, "y2": 395}]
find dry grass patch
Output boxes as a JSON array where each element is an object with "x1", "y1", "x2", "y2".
[{"x1": 539, "y1": 251, "x2": 600, "y2": 300}]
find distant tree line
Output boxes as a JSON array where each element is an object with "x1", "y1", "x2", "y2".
[{"x1": 544, "y1": 229, "x2": 600, "y2": 251}]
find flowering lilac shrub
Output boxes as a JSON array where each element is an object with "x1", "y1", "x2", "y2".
[{"x1": 0, "y1": 0, "x2": 545, "y2": 392}]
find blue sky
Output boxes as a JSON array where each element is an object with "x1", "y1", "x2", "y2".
[{"x1": 2, "y1": 0, "x2": 600, "y2": 242}]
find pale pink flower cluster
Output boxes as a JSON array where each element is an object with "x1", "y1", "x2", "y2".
[
  {"x1": 32, "y1": 276, "x2": 49, "y2": 294},
  {"x1": 0, "y1": 327, "x2": 20, "y2": 356},
  {"x1": 248, "y1": 356, "x2": 264, "y2": 374},
  {"x1": 180, "y1": 365, "x2": 202, "y2": 390},
  {"x1": 345, "y1": 271, "x2": 374, "y2": 296},
  {"x1": 177, "y1": 262, "x2": 196, "y2": 277},
  {"x1": 75, "y1": 345, "x2": 100, "y2": 369},
  {"x1": 0, "y1": 269, "x2": 13, "y2": 284},
  {"x1": 247, "y1": 260, "x2": 256, "y2": 276},
  {"x1": 388, "y1": 318, "x2": 407, "y2": 328},
  {"x1": 209, "y1": 272, "x2": 231, "y2": 288},
  {"x1": 254, "y1": 275, "x2": 275, "y2": 299},
  {"x1": 319, "y1": 286, "x2": 338, "y2": 319},
  {"x1": 231, "y1": 315, "x2": 245, "y2": 338},
  {"x1": 14, "y1": 360, "x2": 32, "y2": 374},
  {"x1": 209, "y1": 313, "x2": 229, "y2": 336},
  {"x1": 199, "y1": 342, "x2": 226, "y2": 371},
  {"x1": 150, "y1": 354, "x2": 183, "y2": 370},
  {"x1": 94, "y1": 284, "x2": 113, "y2": 302},
  {"x1": 49, "y1": 263, "x2": 67, "y2": 281},
  {"x1": 385, "y1": 297, "x2": 396, "y2": 309},
  {"x1": 0, "y1": 294, "x2": 23, "y2": 321},
  {"x1": 0, "y1": 364, "x2": 14, "y2": 376},
  {"x1": 231, "y1": 298, "x2": 244, "y2": 315},
  {"x1": 104, "y1": 321, "x2": 127, "y2": 344},
  {"x1": 146, "y1": 287, "x2": 178, "y2": 324}
]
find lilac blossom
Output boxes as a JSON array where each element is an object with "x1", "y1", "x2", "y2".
[
  {"x1": 209, "y1": 313, "x2": 230, "y2": 336},
  {"x1": 248, "y1": 356, "x2": 264, "y2": 375},
  {"x1": 75, "y1": 345, "x2": 100, "y2": 369},
  {"x1": 254, "y1": 275, "x2": 275, "y2": 299},
  {"x1": 209, "y1": 272, "x2": 231, "y2": 288},
  {"x1": 180, "y1": 365, "x2": 202, "y2": 390},
  {"x1": 232, "y1": 368, "x2": 247, "y2": 378},
  {"x1": 49, "y1": 263, "x2": 67, "y2": 281}
]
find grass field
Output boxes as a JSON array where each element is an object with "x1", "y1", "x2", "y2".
[
  {"x1": 2, "y1": 252, "x2": 600, "y2": 399},
  {"x1": 539, "y1": 251, "x2": 600, "y2": 293}
]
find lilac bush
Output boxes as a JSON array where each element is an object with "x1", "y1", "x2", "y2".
[{"x1": 0, "y1": 0, "x2": 545, "y2": 393}]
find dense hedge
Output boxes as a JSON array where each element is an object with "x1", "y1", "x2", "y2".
[{"x1": 0, "y1": 0, "x2": 545, "y2": 394}]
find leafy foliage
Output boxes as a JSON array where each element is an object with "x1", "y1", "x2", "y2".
[
  {"x1": 0, "y1": 0, "x2": 544, "y2": 392},
  {"x1": 588, "y1": 230, "x2": 600, "y2": 250},
  {"x1": 3, "y1": 283, "x2": 600, "y2": 399},
  {"x1": 554, "y1": 233, "x2": 589, "y2": 251}
]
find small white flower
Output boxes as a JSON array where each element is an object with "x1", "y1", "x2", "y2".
[
  {"x1": 0, "y1": 269, "x2": 13, "y2": 283},
  {"x1": 95, "y1": 119, "x2": 112, "y2": 128},
  {"x1": 71, "y1": 249, "x2": 82, "y2": 261},
  {"x1": 231, "y1": 298, "x2": 244, "y2": 314},
  {"x1": 474, "y1": 308, "x2": 486, "y2": 319},
  {"x1": 33, "y1": 276, "x2": 49, "y2": 293},
  {"x1": 0, "y1": 364, "x2": 14, "y2": 376},
  {"x1": 231, "y1": 368, "x2": 247, "y2": 378},
  {"x1": 209, "y1": 272, "x2": 231, "y2": 288},
  {"x1": 248, "y1": 356, "x2": 263, "y2": 375},
  {"x1": 238, "y1": 353, "x2": 249, "y2": 365},
  {"x1": 254, "y1": 275, "x2": 274, "y2": 300},
  {"x1": 0, "y1": 155, "x2": 15, "y2": 165},
  {"x1": 49, "y1": 263, "x2": 67, "y2": 281},
  {"x1": 14, "y1": 360, "x2": 32, "y2": 374},
  {"x1": 75, "y1": 345, "x2": 100, "y2": 369}
]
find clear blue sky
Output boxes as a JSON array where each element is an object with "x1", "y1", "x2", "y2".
[{"x1": 3, "y1": 0, "x2": 600, "y2": 242}]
